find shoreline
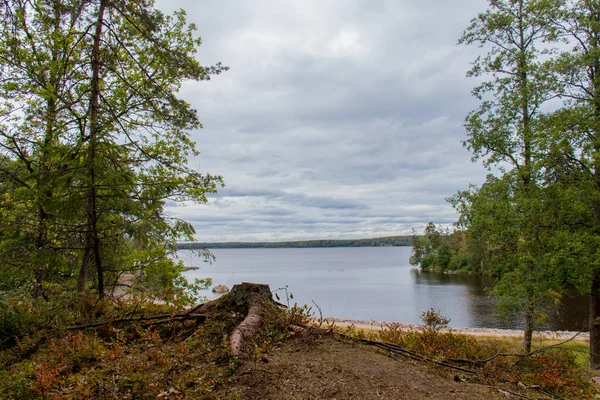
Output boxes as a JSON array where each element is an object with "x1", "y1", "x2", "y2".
[{"x1": 320, "y1": 317, "x2": 589, "y2": 341}]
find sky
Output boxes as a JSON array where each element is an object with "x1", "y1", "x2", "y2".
[{"x1": 156, "y1": 0, "x2": 491, "y2": 242}]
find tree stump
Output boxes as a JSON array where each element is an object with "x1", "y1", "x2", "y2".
[
  {"x1": 224, "y1": 283, "x2": 273, "y2": 356},
  {"x1": 184, "y1": 282, "x2": 275, "y2": 356}
]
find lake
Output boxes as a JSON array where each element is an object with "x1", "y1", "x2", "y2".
[{"x1": 180, "y1": 247, "x2": 589, "y2": 331}]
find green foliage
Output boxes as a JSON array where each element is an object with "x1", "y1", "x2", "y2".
[
  {"x1": 455, "y1": 0, "x2": 578, "y2": 352},
  {"x1": 409, "y1": 223, "x2": 474, "y2": 272},
  {"x1": 0, "y1": 0, "x2": 224, "y2": 300}
]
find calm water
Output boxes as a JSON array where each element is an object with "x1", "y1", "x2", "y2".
[{"x1": 180, "y1": 247, "x2": 588, "y2": 331}]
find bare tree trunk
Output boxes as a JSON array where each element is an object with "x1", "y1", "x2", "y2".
[
  {"x1": 523, "y1": 301, "x2": 534, "y2": 353},
  {"x1": 77, "y1": 232, "x2": 92, "y2": 292}
]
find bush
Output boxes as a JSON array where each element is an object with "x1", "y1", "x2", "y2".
[{"x1": 449, "y1": 252, "x2": 470, "y2": 271}]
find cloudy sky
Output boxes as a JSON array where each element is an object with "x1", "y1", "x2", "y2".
[{"x1": 156, "y1": 0, "x2": 491, "y2": 242}]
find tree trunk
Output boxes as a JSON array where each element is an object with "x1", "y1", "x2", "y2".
[
  {"x1": 523, "y1": 301, "x2": 534, "y2": 353},
  {"x1": 77, "y1": 0, "x2": 108, "y2": 296},
  {"x1": 591, "y1": 270, "x2": 600, "y2": 368}
]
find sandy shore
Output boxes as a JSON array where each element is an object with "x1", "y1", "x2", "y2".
[{"x1": 318, "y1": 317, "x2": 589, "y2": 341}]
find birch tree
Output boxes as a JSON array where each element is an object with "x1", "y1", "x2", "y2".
[{"x1": 458, "y1": 0, "x2": 562, "y2": 352}]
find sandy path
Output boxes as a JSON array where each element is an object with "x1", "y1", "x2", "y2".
[{"x1": 318, "y1": 317, "x2": 589, "y2": 341}]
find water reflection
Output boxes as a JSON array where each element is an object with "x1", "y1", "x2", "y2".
[{"x1": 411, "y1": 269, "x2": 589, "y2": 331}]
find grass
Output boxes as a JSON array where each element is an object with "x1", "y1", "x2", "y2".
[{"x1": 0, "y1": 291, "x2": 312, "y2": 399}]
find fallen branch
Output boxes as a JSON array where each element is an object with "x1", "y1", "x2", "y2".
[
  {"x1": 142, "y1": 313, "x2": 207, "y2": 327},
  {"x1": 67, "y1": 312, "x2": 206, "y2": 330},
  {"x1": 334, "y1": 333, "x2": 477, "y2": 374}
]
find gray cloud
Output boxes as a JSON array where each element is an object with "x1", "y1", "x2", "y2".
[{"x1": 158, "y1": 0, "x2": 490, "y2": 241}]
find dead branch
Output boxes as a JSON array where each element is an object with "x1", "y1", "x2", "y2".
[
  {"x1": 67, "y1": 312, "x2": 206, "y2": 330},
  {"x1": 142, "y1": 313, "x2": 207, "y2": 327},
  {"x1": 333, "y1": 333, "x2": 477, "y2": 375}
]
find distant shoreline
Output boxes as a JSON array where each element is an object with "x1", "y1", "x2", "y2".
[{"x1": 176, "y1": 235, "x2": 414, "y2": 249}]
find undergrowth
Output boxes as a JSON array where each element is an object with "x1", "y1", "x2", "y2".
[
  {"x1": 330, "y1": 308, "x2": 595, "y2": 400},
  {"x1": 0, "y1": 290, "x2": 312, "y2": 399}
]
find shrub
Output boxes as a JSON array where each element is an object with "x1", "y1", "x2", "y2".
[{"x1": 377, "y1": 309, "x2": 595, "y2": 399}]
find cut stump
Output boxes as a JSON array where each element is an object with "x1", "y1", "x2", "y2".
[
  {"x1": 184, "y1": 282, "x2": 276, "y2": 356},
  {"x1": 224, "y1": 283, "x2": 273, "y2": 356}
]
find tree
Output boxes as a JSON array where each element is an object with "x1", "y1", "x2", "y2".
[
  {"x1": 0, "y1": 0, "x2": 225, "y2": 299},
  {"x1": 409, "y1": 223, "x2": 473, "y2": 272},
  {"x1": 451, "y1": 173, "x2": 566, "y2": 335},
  {"x1": 0, "y1": 0, "x2": 90, "y2": 294},
  {"x1": 458, "y1": 0, "x2": 563, "y2": 352},
  {"x1": 543, "y1": 0, "x2": 600, "y2": 368}
]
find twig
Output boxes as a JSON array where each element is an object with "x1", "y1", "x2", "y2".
[
  {"x1": 522, "y1": 329, "x2": 585, "y2": 357},
  {"x1": 311, "y1": 299, "x2": 323, "y2": 328},
  {"x1": 483, "y1": 385, "x2": 534, "y2": 400},
  {"x1": 530, "y1": 385, "x2": 565, "y2": 400},
  {"x1": 274, "y1": 301, "x2": 288, "y2": 309}
]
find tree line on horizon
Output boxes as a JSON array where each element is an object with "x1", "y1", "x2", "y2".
[{"x1": 177, "y1": 235, "x2": 413, "y2": 249}]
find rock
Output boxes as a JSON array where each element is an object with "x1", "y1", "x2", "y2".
[{"x1": 212, "y1": 284, "x2": 229, "y2": 293}]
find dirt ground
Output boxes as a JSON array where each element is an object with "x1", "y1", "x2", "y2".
[{"x1": 221, "y1": 330, "x2": 547, "y2": 400}]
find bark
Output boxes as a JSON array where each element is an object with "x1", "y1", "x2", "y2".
[
  {"x1": 589, "y1": 1, "x2": 600, "y2": 369},
  {"x1": 590, "y1": 269, "x2": 600, "y2": 368},
  {"x1": 78, "y1": 0, "x2": 108, "y2": 295},
  {"x1": 226, "y1": 283, "x2": 273, "y2": 356},
  {"x1": 522, "y1": 301, "x2": 534, "y2": 353},
  {"x1": 230, "y1": 301, "x2": 264, "y2": 356}
]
